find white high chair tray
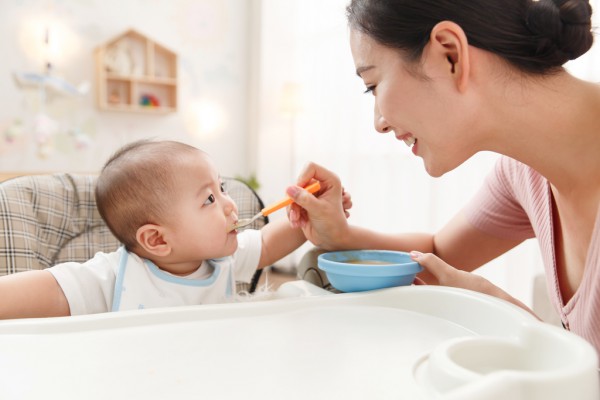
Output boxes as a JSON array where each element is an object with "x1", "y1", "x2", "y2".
[{"x1": 0, "y1": 283, "x2": 597, "y2": 400}]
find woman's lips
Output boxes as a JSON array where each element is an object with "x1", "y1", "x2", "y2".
[{"x1": 396, "y1": 133, "x2": 416, "y2": 147}]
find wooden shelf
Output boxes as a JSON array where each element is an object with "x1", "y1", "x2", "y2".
[
  {"x1": 106, "y1": 74, "x2": 177, "y2": 85},
  {"x1": 95, "y1": 29, "x2": 177, "y2": 114}
]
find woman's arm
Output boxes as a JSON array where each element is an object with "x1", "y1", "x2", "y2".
[
  {"x1": 433, "y1": 211, "x2": 524, "y2": 272},
  {"x1": 0, "y1": 270, "x2": 70, "y2": 319}
]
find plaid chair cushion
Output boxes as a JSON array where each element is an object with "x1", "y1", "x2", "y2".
[{"x1": 0, "y1": 174, "x2": 267, "y2": 292}]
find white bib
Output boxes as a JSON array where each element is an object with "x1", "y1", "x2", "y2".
[{"x1": 112, "y1": 251, "x2": 236, "y2": 311}]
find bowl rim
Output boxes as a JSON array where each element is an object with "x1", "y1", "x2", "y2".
[{"x1": 318, "y1": 250, "x2": 423, "y2": 277}]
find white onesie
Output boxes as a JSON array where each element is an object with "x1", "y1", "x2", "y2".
[{"x1": 48, "y1": 229, "x2": 262, "y2": 315}]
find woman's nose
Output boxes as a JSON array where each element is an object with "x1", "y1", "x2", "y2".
[{"x1": 374, "y1": 106, "x2": 392, "y2": 134}]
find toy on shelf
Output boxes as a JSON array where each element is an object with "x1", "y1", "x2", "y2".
[{"x1": 140, "y1": 94, "x2": 160, "y2": 107}]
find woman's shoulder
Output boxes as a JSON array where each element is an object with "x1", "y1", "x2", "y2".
[
  {"x1": 495, "y1": 156, "x2": 547, "y2": 194},
  {"x1": 490, "y1": 156, "x2": 553, "y2": 225}
]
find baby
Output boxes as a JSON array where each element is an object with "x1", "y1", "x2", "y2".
[{"x1": 0, "y1": 140, "x2": 308, "y2": 318}]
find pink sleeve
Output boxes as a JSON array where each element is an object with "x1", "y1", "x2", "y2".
[{"x1": 463, "y1": 157, "x2": 535, "y2": 241}]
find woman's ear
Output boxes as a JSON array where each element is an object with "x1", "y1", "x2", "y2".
[
  {"x1": 136, "y1": 224, "x2": 171, "y2": 257},
  {"x1": 425, "y1": 21, "x2": 470, "y2": 92}
]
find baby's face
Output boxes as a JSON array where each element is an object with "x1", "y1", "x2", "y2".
[{"x1": 163, "y1": 150, "x2": 240, "y2": 267}]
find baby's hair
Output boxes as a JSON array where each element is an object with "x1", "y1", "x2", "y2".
[
  {"x1": 347, "y1": 0, "x2": 594, "y2": 74},
  {"x1": 95, "y1": 139, "x2": 200, "y2": 250}
]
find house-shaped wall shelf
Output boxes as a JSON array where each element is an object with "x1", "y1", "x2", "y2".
[{"x1": 95, "y1": 29, "x2": 177, "y2": 114}]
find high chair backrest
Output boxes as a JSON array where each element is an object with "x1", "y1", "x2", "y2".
[{"x1": 0, "y1": 173, "x2": 267, "y2": 292}]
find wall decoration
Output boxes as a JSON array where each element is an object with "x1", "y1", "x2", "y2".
[
  {"x1": 13, "y1": 72, "x2": 90, "y2": 97},
  {"x1": 95, "y1": 29, "x2": 178, "y2": 114},
  {"x1": 11, "y1": 70, "x2": 92, "y2": 158}
]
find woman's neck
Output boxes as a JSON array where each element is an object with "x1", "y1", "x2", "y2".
[{"x1": 485, "y1": 71, "x2": 600, "y2": 197}]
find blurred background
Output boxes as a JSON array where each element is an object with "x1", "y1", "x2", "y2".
[{"x1": 1, "y1": 0, "x2": 598, "y2": 309}]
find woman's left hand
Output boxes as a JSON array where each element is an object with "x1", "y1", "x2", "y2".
[{"x1": 410, "y1": 251, "x2": 486, "y2": 289}]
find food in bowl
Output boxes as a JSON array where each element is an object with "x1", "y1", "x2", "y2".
[
  {"x1": 317, "y1": 250, "x2": 423, "y2": 293},
  {"x1": 344, "y1": 260, "x2": 394, "y2": 265}
]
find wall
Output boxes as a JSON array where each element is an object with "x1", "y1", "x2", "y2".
[{"x1": 0, "y1": 0, "x2": 255, "y2": 179}]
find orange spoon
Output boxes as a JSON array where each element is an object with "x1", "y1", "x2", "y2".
[{"x1": 228, "y1": 181, "x2": 321, "y2": 231}]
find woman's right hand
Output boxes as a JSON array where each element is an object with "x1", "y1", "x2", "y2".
[{"x1": 286, "y1": 162, "x2": 351, "y2": 250}]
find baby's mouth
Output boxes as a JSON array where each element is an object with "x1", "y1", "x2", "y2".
[
  {"x1": 227, "y1": 217, "x2": 239, "y2": 233},
  {"x1": 227, "y1": 223, "x2": 238, "y2": 233}
]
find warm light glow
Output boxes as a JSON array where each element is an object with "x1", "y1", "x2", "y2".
[
  {"x1": 279, "y1": 82, "x2": 304, "y2": 117},
  {"x1": 18, "y1": 15, "x2": 80, "y2": 71},
  {"x1": 184, "y1": 100, "x2": 226, "y2": 140}
]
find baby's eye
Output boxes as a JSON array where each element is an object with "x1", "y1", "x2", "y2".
[
  {"x1": 220, "y1": 181, "x2": 227, "y2": 193},
  {"x1": 204, "y1": 194, "x2": 216, "y2": 206},
  {"x1": 363, "y1": 85, "x2": 376, "y2": 95}
]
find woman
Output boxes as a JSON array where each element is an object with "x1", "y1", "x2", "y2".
[{"x1": 286, "y1": 0, "x2": 600, "y2": 355}]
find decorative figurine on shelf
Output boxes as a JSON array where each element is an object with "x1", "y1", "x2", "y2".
[
  {"x1": 140, "y1": 94, "x2": 160, "y2": 107},
  {"x1": 104, "y1": 39, "x2": 134, "y2": 75}
]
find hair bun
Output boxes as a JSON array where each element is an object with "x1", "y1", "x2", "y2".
[{"x1": 526, "y1": 0, "x2": 593, "y2": 65}]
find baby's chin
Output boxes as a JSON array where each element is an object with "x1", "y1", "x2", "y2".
[{"x1": 219, "y1": 236, "x2": 239, "y2": 258}]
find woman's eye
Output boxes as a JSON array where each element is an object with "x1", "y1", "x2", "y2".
[
  {"x1": 363, "y1": 85, "x2": 376, "y2": 95},
  {"x1": 204, "y1": 194, "x2": 216, "y2": 206}
]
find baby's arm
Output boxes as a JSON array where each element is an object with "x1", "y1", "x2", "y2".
[
  {"x1": 0, "y1": 270, "x2": 70, "y2": 319},
  {"x1": 257, "y1": 218, "x2": 306, "y2": 269}
]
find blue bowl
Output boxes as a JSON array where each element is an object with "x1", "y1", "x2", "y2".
[{"x1": 317, "y1": 250, "x2": 423, "y2": 293}]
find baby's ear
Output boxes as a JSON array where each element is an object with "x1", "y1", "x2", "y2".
[{"x1": 136, "y1": 224, "x2": 171, "y2": 257}]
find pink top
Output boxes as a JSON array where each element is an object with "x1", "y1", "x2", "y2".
[{"x1": 465, "y1": 156, "x2": 600, "y2": 355}]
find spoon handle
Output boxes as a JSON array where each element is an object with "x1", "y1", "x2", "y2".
[{"x1": 260, "y1": 181, "x2": 321, "y2": 216}]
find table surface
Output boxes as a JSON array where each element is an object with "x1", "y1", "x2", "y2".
[{"x1": 0, "y1": 283, "x2": 596, "y2": 400}]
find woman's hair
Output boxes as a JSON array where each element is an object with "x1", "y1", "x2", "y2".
[
  {"x1": 95, "y1": 139, "x2": 199, "y2": 250},
  {"x1": 346, "y1": 0, "x2": 594, "y2": 74}
]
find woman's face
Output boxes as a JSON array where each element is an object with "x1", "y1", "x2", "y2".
[{"x1": 350, "y1": 29, "x2": 479, "y2": 177}]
